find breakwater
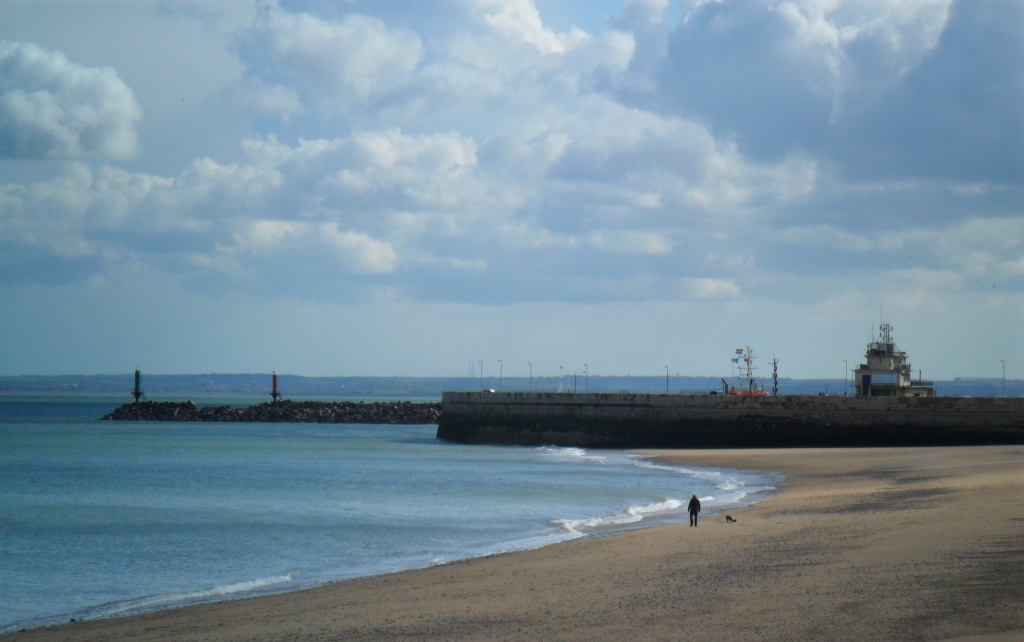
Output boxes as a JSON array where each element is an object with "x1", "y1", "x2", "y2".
[
  {"x1": 437, "y1": 392, "x2": 1024, "y2": 448},
  {"x1": 103, "y1": 400, "x2": 441, "y2": 424}
]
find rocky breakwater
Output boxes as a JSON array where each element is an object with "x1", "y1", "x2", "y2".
[{"x1": 103, "y1": 400, "x2": 441, "y2": 424}]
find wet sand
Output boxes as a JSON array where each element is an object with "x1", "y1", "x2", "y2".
[{"x1": 7, "y1": 446, "x2": 1022, "y2": 641}]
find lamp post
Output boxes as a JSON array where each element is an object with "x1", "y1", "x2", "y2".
[
  {"x1": 843, "y1": 359, "x2": 848, "y2": 397},
  {"x1": 528, "y1": 362, "x2": 532, "y2": 392},
  {"x1": 584, "y1": 364, "x2": 589, "y2": 393},
  {"x1": 478, "y1": 360, "x2": 483, "y2": 391},
  {"x1": 559, "y1": 365, "x2": 564, "y2": 392},
  {"x1": 665, "y1": 366, "x2": 669, "y2": 394},
  {"x1": 498, "y1": 359, "x2": 503, "y2": 392},
  {"x1": 1001, "y1": 359, "x2": 1006, "y2": 397}
]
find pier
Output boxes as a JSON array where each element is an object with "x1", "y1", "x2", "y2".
[
  {"x1": 104, "y1": 399, "x2": 441, "y2": 424},
  {"x1": 437, "y1": 391, "x2": 1024, "y2": 448}
]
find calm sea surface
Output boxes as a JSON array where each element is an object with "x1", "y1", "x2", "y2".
[{"x1": 0, "y1": 396, "x2": 780, "y2": 632}]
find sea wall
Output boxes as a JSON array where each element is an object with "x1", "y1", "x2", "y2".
[
  {"x1": 103, "y1": 400, "x2": 441, "y2": 424},
  {"x1": 437, "y1": 392, "x2": 1024, "y2": 448}
]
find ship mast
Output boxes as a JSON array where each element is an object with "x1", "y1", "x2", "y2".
[
  {"x1": 744, "y1": 347, "x2": 757, "y2": 393},
  {"x1": 734, "y1": 347, "x2": 758, "y2": 392}
]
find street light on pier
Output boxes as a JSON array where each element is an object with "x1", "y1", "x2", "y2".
[
  {"x1": 498, "y1": 360, "x2": 503, "y2": 392},
  {"x1": 1001, "y1": 359, "x2": 1005, "y2": 397},
  {"x1": 665, "y1": 367, "x2": 681, "y2": 394},
  {"x1": 478, "y1": 360, "x2": 483, "y2": 391},
  {"x1": 528, "y1": 362, "x2": 532, "y2": 392},
  {"x1": 843, "y1": 360, "x2": 848, "y2": 397},
  {"x1": 584, "y1": 364, "x2": 589, "y2": 393}
]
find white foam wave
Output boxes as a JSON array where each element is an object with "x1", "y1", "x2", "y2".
[
  {"x1": 553, "y1": 498, "x2": 683, "y2": 535},
  {"x1": 536, "y1": 446, "x2": 606, "y2": 463},
  {"x1": 100, "y1": 574, "x2": 294, "y2": 617},
  {"x1": 427, "y1": 530, "x2": 582, "y2": 567},
  {"x1": 630, "y1": 457, "x2": 766, "y2": 495}
]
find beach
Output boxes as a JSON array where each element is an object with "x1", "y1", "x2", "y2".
[{"x1": 8, "y1": 446, "x2": 1021, "y2": 641}]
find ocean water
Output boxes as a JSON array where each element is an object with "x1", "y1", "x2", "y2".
[{"x1": 0, "y1": 397, "x2": 780, "y2": 632}]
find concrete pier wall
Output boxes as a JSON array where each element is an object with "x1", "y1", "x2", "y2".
[{"x1": 437, "y1": 392, "x2": 1024, "y2": 448}]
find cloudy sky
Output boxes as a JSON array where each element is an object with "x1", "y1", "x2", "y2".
[{"x1": 1, "y1": 0, "x2": 1020, "y2": 381}]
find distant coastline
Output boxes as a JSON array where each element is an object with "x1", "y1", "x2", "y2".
[{"x1": 1, "y1": 373, "x2": 1019, "y2": 398}]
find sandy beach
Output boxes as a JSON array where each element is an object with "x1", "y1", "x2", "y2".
[{"x1": 7, "y1": 446, "x2": 1022, "y2": 641}]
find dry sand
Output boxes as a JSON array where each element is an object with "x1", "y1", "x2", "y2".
[{"x1": 7, "y1": 446, "x2": 1022, "y2": 641}]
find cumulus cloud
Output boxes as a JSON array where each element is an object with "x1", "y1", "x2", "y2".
[
  {"x1": 223, "y1": 76, "x2": 304, "y2": 119},
  {"x1": 230, "y1": 220, "x2": 399, "y2": 274},
  {"x1": 0, "y1": 41, "x2": 141, "y2": 159},
  {"x1": 588, "y1": 230, "x2": 672, "y2": 255},
  {"x1": 682, "y1": 277, "x2": 741, "y2": 299},
  {"x1": 0, "y1": 127, "x2": 480, "y2": 289},
  {"x1": 237, "y1": 1, "x2": 422, "y2": 101},
  {"x1": 835, "y1": 0, "x2": 1024, "y2": 182},
  {"x1": 0, "y1": 0, "x2": 1020, "y2": 377},
  {"x1": 653, "y1": 0, "x2": 1023, "y2": 187},
  {"x1": 0, "y1": 163, "x2": 171, "y2": 259},
  {"x1": 657, "y1": 1, "x2": 950, "y2": 148},
  {"x1": 0, "y1": 0, "x2": 1019, "y2": 314},
  {"x1": 935, "y1": 217, "x2": 1024, "y2": 280},
  {"x1": 476, "y1": 0, "x2": 591, "y2": 54}
]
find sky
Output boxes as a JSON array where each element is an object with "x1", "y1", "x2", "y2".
[{"x1": 0, "y1": 0, "x2": 1021, "y2": 381}]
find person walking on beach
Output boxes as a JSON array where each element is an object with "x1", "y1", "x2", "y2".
[{"x1": 688, "y1": 494, "x2": 701, "y2": 527}]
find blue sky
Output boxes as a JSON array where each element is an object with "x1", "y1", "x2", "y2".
[{"x1": 1, "y1": 0, "x2": 1021, "y2": 380}]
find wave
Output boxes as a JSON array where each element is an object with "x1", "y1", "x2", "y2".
[
  {"x1": 553, "y1": 497, "x2": 684, "y2": 535},
  {"x1": 535, "y1": 447, "x2": 778, "y2": 525},
  {"x1": 97, "y1": 574, "x2": 294, "y2": 618},
  {"x1": 536, "y1": 445, "x2": 607, "y2": 463},
  {"x1": 629, "y1": 455, "x2": 777, "y2": 497}
]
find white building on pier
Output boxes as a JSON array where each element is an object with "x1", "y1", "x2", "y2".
[{"x1": 854, "y1": 323, "x2": 935, "y2": 397}]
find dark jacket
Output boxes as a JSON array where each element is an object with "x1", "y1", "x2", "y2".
[{"x1": 688, "y1": 496, "x2": 701, "y2": 514}]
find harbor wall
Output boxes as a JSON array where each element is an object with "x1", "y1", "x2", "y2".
[
  {"x1": 437, "y1": 392, "x2": 1024, "y2": 448},
  {"x1": 103, "y1": 400, "x2": 441, "y2": 424}
]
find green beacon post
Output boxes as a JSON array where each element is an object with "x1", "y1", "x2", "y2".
[{"x1": 132, "y1": 369, "x2": 144, "y2": 403}]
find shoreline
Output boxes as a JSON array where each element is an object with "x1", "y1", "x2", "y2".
[
  {"x1": 6, "y1": 446, "x2": 1022, "y2": 641},
  {"x1": 2, "y1": 450, "x2": 777, "y2": 634}
]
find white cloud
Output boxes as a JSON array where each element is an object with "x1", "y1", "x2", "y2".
[
  {"x1": 682, "y1": 277, "x2": 741, "y2": 299},
  {"x1": 0, "y1": 41, "x2": 141, "y2": 159},
  {"x1": 327, "y1": 226, "x2": 401, "y2": 274},
  {"x1": 0, "y1": 162, "x2": 175, "y2": 262},
  {"x1": 0, "y1": 0, "x2": 1019, "y2": 377},
  {"x1": 477, "y1": 0, "x2": 591, "y2": 55},
  {"x1": 936, "y1": 217, "x2": 1024, "y2": 280},
  {"x1": 238, "y1": 2, "x2": 422, "y2": 100},
  {"x1": 446, "y1": 257, "x2": 489, "y2": 271},
  {"x1": 764, "y1": 0, "x2": 953, "y2": 130},
  {"x1": 588, "y1": 230, "x2": 672, "y2": 254},
  {"x1": 657, "y1": 0, "x2": 958, "y2": 165},
  {"x1": 776, "y1": 225, "x2": 874, "y2": 252},
  {"x1": 496, "y1": 221, "x2": 578, "y2": 249},
  {"x1": 226, "y1": 76, "x2": 304, "y2": 119},
  {"x1": 230, "y1": 220, "x2": 399, "y2": 274},
  {"x1": 616, "y1": 0, "x2": 669, "y2": 31}
]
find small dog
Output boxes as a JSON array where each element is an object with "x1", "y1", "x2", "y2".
[{"x1": 725, "y1": 515, "x2": 737, "y2": 523}]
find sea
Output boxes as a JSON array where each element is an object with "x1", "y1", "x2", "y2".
[{"x1": 0, "y1": 395, "x2": 781, "y2": 633}]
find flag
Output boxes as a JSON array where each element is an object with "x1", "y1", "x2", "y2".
[
  {"x1": 731, "y1": 358, "x2": 739, "y2": 363},
  {"x1": 735, "y1": 348, "x2": 743, "y2": 354}
]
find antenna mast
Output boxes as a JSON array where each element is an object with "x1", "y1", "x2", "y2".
[{"x1": 772, "y1": 358, "x2": 778, "y2": 396}]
